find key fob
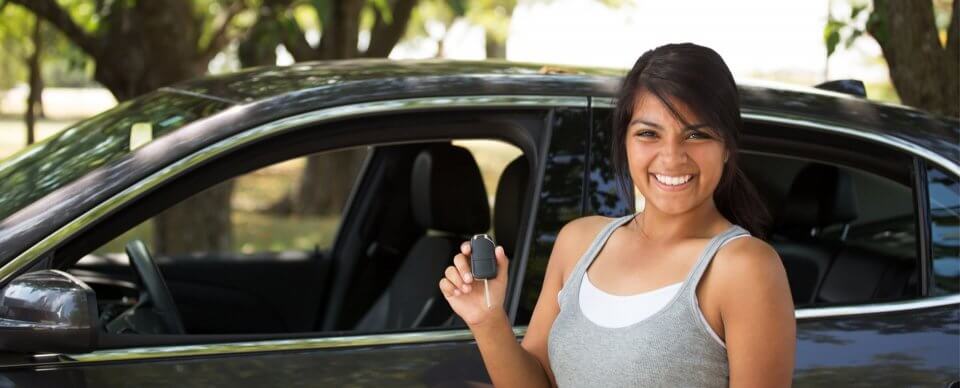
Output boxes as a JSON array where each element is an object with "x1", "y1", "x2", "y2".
[{"x1": 470, "y1": 234, "x2": 497, "y2": 279}]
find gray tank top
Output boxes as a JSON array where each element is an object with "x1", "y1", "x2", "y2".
[{"x1": 547, "y1": 213, "x2": 750, "y2": 387}]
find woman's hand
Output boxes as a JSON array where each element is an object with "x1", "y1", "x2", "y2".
[{"x1": 439, "y1": 241, "x2": 510, "y2": 328}]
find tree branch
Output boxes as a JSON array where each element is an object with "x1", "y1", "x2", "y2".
[
  {"x1": 364, "y1": 0, "x2": 416, "y2": 58},
  {"x1": 278, "y1": 10, "x2": 320, "y2": 61},
  {"x1": 7, "y1": 0, "x2": 101, "y2": 59},
  {"x1": 196, "y1": 0, "x2": 246, "y2": 63}
]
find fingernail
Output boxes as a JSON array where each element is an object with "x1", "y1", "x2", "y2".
[
  {"x1": 464, "y1": 272, "x2": 473, "y2": 282},
  {"x1": 464, "y1": 285, "x2": 471, "y2": 293},
  {"x1": 454, "y1": 289, "x2": 461, "y2": 296}
]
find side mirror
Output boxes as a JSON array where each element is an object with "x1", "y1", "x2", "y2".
[{"x1": 0, "y1": 270, "x2": 99, "y2": 353}]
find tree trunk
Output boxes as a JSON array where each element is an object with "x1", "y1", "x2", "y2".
[
  {"x1": 365, "y1": 0, "x2": 418, "y2": 58},
  {"x1": 293, "y1": 149, "x2": 367, "y2": 216},
  {"x1": 868, "y1": 0, "x2": 959, "y2": 117},
  {"x1": 24, "y1": 15, "x2": 42, "y2": 146},
  {"x1": 154, "y1": 181, "x2": 235, "y2": 256},
  {"x1": 238, "y1": 4, "x2": 281, "y2": 68},
  {"x1": 291, "y1": 0, "x2": 372, "y2": 217},
  {"x1": 485, "y1": 29, "x2": 506, "y2": 59}
]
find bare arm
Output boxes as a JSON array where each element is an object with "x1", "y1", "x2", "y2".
[
  {"x1": 439, "y1": 216, "x2": 605, "y2": 388},
  {"x1": 716, "y1": 238, "x2": 796, "y2": 387}
]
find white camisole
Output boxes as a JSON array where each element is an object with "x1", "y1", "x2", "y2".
[{"x1": 557, "y1": 234, "x2": 750, "y2": 335}]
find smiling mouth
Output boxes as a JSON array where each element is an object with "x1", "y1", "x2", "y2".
[{"x1": 650, "y1": 173, "x2": 696, "y2": 191}]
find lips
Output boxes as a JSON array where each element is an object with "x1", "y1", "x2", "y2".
[{"x1": 650, "y1": 173, "x2": 696, "y2": 192}]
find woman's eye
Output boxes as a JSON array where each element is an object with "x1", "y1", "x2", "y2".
[
  {"x1": 635, "y1": 130, "x2": 656, "y2": 137},
  {"x1": 688, "y1": 131, "x2": 711, "y2": 140}
]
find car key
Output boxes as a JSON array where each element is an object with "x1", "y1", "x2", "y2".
[{"x1": 470, "y1": 234, "x2": 497, "y2": 308}]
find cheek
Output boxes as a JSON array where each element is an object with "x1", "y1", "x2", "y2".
[{"x1": 690, "y1": 147, "x2": 726, "y2": 184}]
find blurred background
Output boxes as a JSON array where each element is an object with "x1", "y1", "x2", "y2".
[{"x1": 0, "y1": 0, "x2": 956, "y2": 255}]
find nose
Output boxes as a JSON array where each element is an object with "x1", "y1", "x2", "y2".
[{"x1": 658, "y1": 138, "x2": 688, "y2": 164}]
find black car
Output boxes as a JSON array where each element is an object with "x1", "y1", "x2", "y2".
[{"x1": 0, "y1": 60, "x2": 956, "y2": 387}]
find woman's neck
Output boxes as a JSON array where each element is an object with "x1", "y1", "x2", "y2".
[{"x1": 627, "y1": 200, "x2": 729, "y2": 243}]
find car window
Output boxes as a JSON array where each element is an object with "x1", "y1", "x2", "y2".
[
  {"x1": 740, "y1": 153, "x2": 919, "y2": 307},
  {"x1": 74, "y1": 135, "x2": 528, "y2": 337},
  {"x1": 928, "y1": 165, "x2": 959, "y2": 296},
  {"x1": 89, "y1": 148, "x2": 370, "y2": 260}
]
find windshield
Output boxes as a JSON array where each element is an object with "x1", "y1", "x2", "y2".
[{"x1": 0, "y1": 91, "x2": 233, "y2": 221}]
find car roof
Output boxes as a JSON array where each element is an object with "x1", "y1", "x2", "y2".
[{"x1": 171, "y1": 58, "x2": 957, "y2": 151}]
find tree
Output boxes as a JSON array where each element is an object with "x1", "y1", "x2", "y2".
[
  {"x1": 825, "y1": 0, "x2": 958, "y2": 117},
  {"x1": 406, "y1": 0, "x2": 516, "y2": 59},
  {"x1": 25, "y1": 15, "x2": 44, "y2": 146},
  {"x1": 244, "y1": 0, "x2": 419, "y2": 217},
  {"x1": 6, "y1": 0, "x2": 255, "y2": 254}
]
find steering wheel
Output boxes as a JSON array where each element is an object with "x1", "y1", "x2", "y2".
[{"x1": 105, "y1": 240, "x2": 185, "y2": 334}]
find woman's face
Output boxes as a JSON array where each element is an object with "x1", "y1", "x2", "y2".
[{"x1": 625, "y1": 89, "x2": 728, "y2": 215}]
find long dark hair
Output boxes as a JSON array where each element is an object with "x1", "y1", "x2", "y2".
[{"x1": 611, "y1": 43, "x2": 772, "y2": 239}]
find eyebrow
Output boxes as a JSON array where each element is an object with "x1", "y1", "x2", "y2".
[{"x1": 629, "y1": 119, "x2": 710, "y2": 131}]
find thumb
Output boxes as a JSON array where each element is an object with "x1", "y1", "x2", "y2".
[{"x1": 495, "y1": 245, "x2": 509, "y2": 278}]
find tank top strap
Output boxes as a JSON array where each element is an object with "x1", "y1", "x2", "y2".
[
  {"x1": 561, "y1": 214, "x2": 637, "y2": 299},
  {"x1": 679, "y1": 224, "x2": 752, "y2": 295}
]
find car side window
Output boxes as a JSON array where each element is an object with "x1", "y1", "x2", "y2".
[
  {"x1": 583, "y1": 107, "x2": 922, "y2": 309},
  {"x1": 741, "y1": 153, "x2": 919, "y2": 307},
  {"x1": 928, "y1": 165, "x2": 959, "y2": 295},
  {"x1": 75, "y1": 136, "x2": 528, "y2": 337},
  {"x1": 90, "y1": 148, "x2": 370, "y2": 261}
]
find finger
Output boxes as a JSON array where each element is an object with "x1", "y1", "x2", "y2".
[
  {"x1": 460, "y1": 241, "x2": 472, "y2": 256},
  {"x1": 445, "y1": 266, "x2": 468, "y2": 293},
  {"x1": 495, "y1": 245, "x2": 510, "y2": 278},
  {"x1": 439, "y1": 278, "x2": 457, "y2": 298},
  {"x1": 453, "y1": 254, "x2": 473, "y2": 284}
]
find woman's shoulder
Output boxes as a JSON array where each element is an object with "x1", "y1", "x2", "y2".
[
  {"x1": 557, "y1": 215, "x2": 619, "y2": 246},
  {"x1": 711, "y1": 233, "x2": 789, "y2": 293},
  {"x1": 552, "y1": 215, "x2": 620, "y2": 279}
]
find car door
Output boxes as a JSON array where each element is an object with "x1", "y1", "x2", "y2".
[
  {"x1": 0, "y1": 97, "x2": 590, "y2": 387},
  {"x1": 577, "y1": 103, "x2": 960, "y2": 387}
]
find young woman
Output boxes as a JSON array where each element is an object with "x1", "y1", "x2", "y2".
[{"x1": 438, "y1": 43, "x2": 796, "y2": 387}]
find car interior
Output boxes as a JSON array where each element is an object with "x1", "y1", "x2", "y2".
[
  {"x1": 54, "y1": 109, "x2": 542, "y2": 345},
  {"x1": 738, "y1": 123, "x2": 920, "y2": 308}
]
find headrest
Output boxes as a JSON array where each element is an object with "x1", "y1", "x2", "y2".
[
  {"x1": 776, "y1": 163, "x2": 858, "y2": 233},
  {"x1": 410, "y1": 144, "x2": 490, "y2": 234},
  {"x1": 494, "y1": 156, "x2": 530, "y2": 257}
]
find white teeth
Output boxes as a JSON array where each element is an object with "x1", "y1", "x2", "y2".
[{"x1": 654, "y1": 174, "x2": 693, "y2": 186}]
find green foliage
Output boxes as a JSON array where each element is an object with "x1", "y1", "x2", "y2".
[
  {"x1": 824, "y1": 0, "x2": 871, "y2": 58},
  {"x1": 865, "y1": 2, "x2": 887, "y2": 48},
  {"x1": 824, "y1": 19, "x2": 842, "y2": 56},
  {"x1": 0, "y1": 4, "x2": 94, "y2": 88},
  {"x1": 370, "y1": 0, "x2": 393, "y2": 24},
  {"x1": 407, "y1": 0, "x2": 516, "y2": 45},
  {"x1": 309, "y1": 0, "x2": 330, "y2": 30}
]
